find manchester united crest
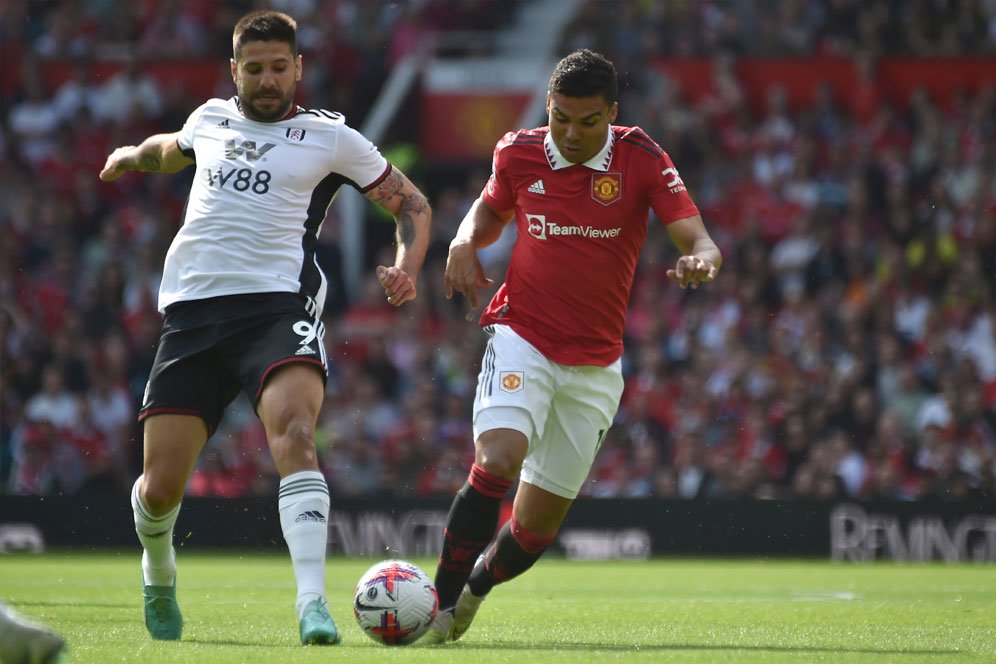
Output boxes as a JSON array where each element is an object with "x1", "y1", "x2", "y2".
[
  {"x1": 591, "y1": 173, "x2": 621, "y2": 205},
  {"x1": 499, "y1": 371, "x2": 524, "y2": 393}
]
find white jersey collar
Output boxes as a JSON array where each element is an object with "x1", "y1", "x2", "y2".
[{"x1": 543, "y1": 127, "x2": 614, "y2": 171}]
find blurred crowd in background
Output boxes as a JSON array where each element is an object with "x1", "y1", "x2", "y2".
[{"x1": 2, "y1": 0, "x2": 995, "y2": 502}]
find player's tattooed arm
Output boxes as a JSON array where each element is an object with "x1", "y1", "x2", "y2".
[
  {"x1": 364, "y1": 167, "x2": 432, "y2": 302},
  {"x1": 100, "y1": 132, "x2": 193, "y2": 181}
]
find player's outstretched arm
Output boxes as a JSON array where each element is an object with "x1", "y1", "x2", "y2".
[
  {"x1": 364, "y1": 167, "x2": 432, "y2": 307},
  {"x1": 664, "y1": 214, "x2": 722, "y2": 290},
  {"x1": 99, "y1": 133, "x2": 194, "y2": 181},
  {"x1": 444, "y1": 197, "x2": 511, "y2": 309}
]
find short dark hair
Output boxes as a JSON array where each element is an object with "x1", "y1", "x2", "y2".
[
  {"x1": 232, "y1": 10, "x2": 297, "y2": 60},
  {"x1": 548, "y1": 49, "x2": 617, "y2": 104}
]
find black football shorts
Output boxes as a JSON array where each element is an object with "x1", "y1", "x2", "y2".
[{"x1": 138, "y1": 292, "x2": 327, "y2": 434}]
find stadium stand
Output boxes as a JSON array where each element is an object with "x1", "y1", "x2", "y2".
[{"x1": 1, "y1": 0, "x2": 994, "y2": 503}]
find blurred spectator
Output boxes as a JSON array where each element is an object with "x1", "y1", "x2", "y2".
[
  {"x1": 51, "y1": 58, "x2": 103, "y2": 122},
  {"x1": 93, "y1": 52, "x2": 163, "y2": 125},
  {"x1": 7, "y1": 62, "x2": 60, "y2": 169},
  {"x1": 137, "y1": 0, "x2": 211, "y2": 58},
  {"x1": 24, "y1": 366, "x2": 79, "y2": 430}
]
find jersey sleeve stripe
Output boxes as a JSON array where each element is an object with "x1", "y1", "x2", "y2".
[
  {"x1": 619, "y1": 128, "x2": 665, "y2": 154},
  {"x1": 359, "y1": 163, "x2": 393, "y2": 193},
  {"x1": 299, "y1": 108, "x2": 344, "y2": 120},
  {"x1": 619, "y1": 137, "x2": 663, "y2": 158}
]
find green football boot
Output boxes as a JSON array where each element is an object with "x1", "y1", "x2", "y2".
[
  {"x1": 143, "y1": 577, "x2": 182, "y2": 640},
  {"x1": 299, "y1": 597, "x2": 340, "y2": 645}
]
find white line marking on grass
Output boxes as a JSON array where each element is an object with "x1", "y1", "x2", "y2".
[{"x1": 692, "y1": 592, "x2": 862, "y2": 603}]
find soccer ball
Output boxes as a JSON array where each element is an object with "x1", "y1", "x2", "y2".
[{"x1": 353, "y1": 559, "x2": 439, "y2": 645}]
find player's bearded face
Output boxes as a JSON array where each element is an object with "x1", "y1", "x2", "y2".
[
  {"x1": 231, "y1": 41, "x2": 301, "y2": 122},
  {"x1": 547, "y1": 93, "x2": 618, "y2": 164}
]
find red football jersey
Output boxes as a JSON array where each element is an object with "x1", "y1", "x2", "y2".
[{"x1": 480, "y1": 126, "x2": 700, "y2": 366}]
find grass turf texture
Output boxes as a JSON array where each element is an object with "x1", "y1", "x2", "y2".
[{"x1": 3, "y1": 553, "x2": 994, "y2": 662}]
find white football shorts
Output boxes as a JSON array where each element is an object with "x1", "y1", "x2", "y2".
[{"x1": 472, "y1": 324, "x2": 624, "y2": 499}]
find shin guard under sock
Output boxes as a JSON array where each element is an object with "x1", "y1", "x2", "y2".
[{"x1": 434, "y1": 464, "x2": 512, "y2": 609}]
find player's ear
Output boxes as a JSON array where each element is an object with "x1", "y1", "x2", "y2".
[
  {"x1": 295, "y1": 54, "x2": 303, "y2": 82},
  {"x1": 230, "y1": 58, "x2": 238, "y2": 84},
  {"x1": 545, "y1": 92, "x2": 552, "y2": 114},
  {"x1": 607, "y1": 101, "x2": 618, "y2": 124}
]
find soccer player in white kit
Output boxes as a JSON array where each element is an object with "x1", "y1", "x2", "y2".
[
  {"x1": 424, "y1": 49, "x2": 721, "y2": 643},
  {"x1": 99, "y1": 10, "x2": 432, "y2": 646}
]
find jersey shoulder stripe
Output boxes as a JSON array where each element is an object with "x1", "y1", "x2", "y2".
[
  {"x1": 496, "y1": 128, "x2": 547, "y2": 154},
  {"x1": 615, "y1": 126, "x2": 664, "y2": 158},
  {"x1": 296, "y1": 107, "x2": 346, "y2": 124},
  {"x1": 619, "y1": 136, "x2": 663, "y2": 159}
]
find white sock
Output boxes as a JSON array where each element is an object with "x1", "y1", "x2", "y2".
[
  {"x1": 278, "y1": 470, "x2": 330, "y2": 617},
  {"x1": 131, "y1": 475, "x2": 180, "y2": 587}
]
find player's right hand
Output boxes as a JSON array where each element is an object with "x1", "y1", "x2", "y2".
[
  {"x1": 377, "y1": 265, "x2": 417, "y2": 306},
  {"x1": 666, "y1": 255, "x2": 718, "y2": 290},
  {"x1": 444, "y1": 241, "x2": 493, "y2": 310},
  {"x1": 99, "y1": 147, "x2": 137, "y2": 181}
]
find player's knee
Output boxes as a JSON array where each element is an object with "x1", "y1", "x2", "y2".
[
  {"x1": 477, "y1": 455, "x2": 521, "y2": 480},
  {"x1": 140, "y1": 477, "x2": 183, "y2": 515},
  {"x1": 476, "y1": 429, "x2": 527, "y2": 479},
  {"x1": 269, "y1": 419, "x2": 318, "y2": 466},
  {"x1": 475, "y1": 449, "x2": 523, "y2": 480}
]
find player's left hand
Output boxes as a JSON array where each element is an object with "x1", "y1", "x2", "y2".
[
  {"x1": 667, "y1": 256, "x2": 718, "y2": 290},
  {"x1": 377, "y1": 265, "x2": 416, "y2": 306}
]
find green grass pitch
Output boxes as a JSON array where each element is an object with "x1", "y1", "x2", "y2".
[{"x1": 3, "y1": 553, "x2": 995, "y2": 662}]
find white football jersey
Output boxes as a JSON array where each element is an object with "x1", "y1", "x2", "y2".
[{"x1": 160, "y1": 96, "x2": 390, "y2": 315}]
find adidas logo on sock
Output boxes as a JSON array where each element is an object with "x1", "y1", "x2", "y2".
[
  {"x1": 527, "y1": 179, "x2": 546, "y2": 195},
  {"x1": 295, "y1": 510, "x2": 326, "y2": 523}
]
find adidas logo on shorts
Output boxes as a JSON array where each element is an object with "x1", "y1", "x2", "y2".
[{"x1": 527, "y1": 179, "x2": 546, "y2": 195}]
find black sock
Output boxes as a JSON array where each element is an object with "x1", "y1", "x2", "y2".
[
  {"x1": 434, "y1": 464, "x2": 512, "y2": 609},
  {"x1": 467, "y1": 515, "x2": 555, "y2": 597}
]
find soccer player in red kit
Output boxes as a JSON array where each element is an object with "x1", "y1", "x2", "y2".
[{"x1": 423, "y1": 49, "x2": 722, "y2": 643}]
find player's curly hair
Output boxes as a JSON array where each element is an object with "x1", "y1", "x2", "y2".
[
  {"x1": 232, "y1": 10, "x2": 297, "y2": 60},
  {"x1": 548, "y1": 49, "x2": 618, "y2": 104}
]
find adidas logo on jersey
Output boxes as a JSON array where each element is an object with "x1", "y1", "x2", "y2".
[
  {"x1": 295, "y1": 346, "x2": 316, "y2": 356},
  {"x1": 216, "y1": 119, "x2": 229, "y2": 128},
  {"x1": 528, "y1": 180, "x2": 546, "y2": 195}
]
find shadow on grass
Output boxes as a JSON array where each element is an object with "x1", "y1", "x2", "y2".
[
  {"x1": 14, "y1": 600, "x2": 132, "y2": 610},
  {"x1": 183, "y1": 639, "x2": 292, "y2": 648},
  {"x1": 426, "y1": 642, "x2": 961, "y2": 656},
  {"x1": 130, "y1": 638, "x2": 967, "y2": 657}
]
